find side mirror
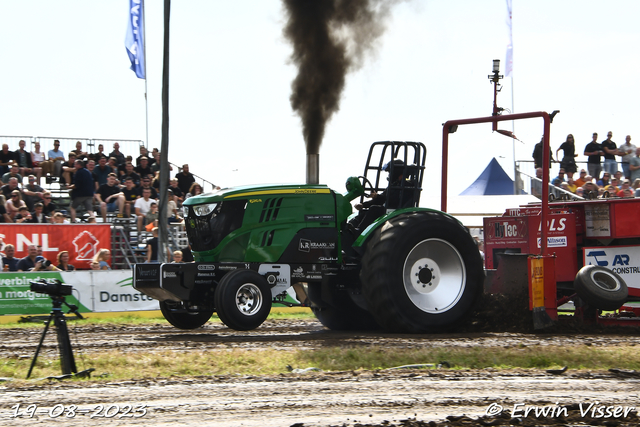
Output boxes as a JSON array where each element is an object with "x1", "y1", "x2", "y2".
[{"x1": 343, "y1": 176, "x2": 364, "y2": 202}]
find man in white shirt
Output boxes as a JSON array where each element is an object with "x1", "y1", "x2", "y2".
[
  {"x1": 47, "y1": 140, "x2": 66, "y2": 178},
  {"x1": 134, "y1": 187, "x2": 156, "y2": 231}
]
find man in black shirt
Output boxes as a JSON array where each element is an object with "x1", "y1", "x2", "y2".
[
  {"x1": 122, "y1": 177, "x2": 139, "y2": 217},
  {"x1": 0, "y1": 144, "x2": 15, "y2": 176},
  {"x1": 121, "y1": 162, "x2": 141, "y2": 186},
  {"x1": 96, "y1": 173, "x2": 124, "y2": 221},
  {"x1": 137, "y1": 176, "x2": 158, "y2": 199},
  {"x1": 135, "y1": 156, "x2": 153, "y2": 179},
  {"x1": 176, "y1": 164, "x2": 195, "y2": 195},
  {"x1": 601, "y1": 131, "x2": 619, "y2": 176},
  {"x1": 584, "y1": 132, "x2": 604, "y2": 181}
]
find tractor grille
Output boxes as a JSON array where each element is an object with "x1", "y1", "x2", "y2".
[{"x1": 258, "y1": 198, "x2": 284, "y2": 223}]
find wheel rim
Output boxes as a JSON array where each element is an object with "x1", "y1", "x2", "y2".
[
  {"x1": 235, "y1": 283, "x2": 263, "y2": 316},
  {"x1": 590, "y1": 270, "x2": 621, "y2": 292},
  {"x1": 403, "y1": 238, "x2": 466, "y2": 313}
]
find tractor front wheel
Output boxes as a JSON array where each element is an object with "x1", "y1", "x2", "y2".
[
  {"x1": 215, "y1": 269, "x2": 272, "y2": 331},
  {"x1": 360, "y1": 211, "x2": 484, "y2": 333},
  {"x1": 160, "y1": 301, "x2": 214, "y2": 330}
]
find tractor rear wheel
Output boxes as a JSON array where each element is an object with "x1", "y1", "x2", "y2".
[
  {"x1": 360, "y1": 211, "x2": 484, "y2": 333},
  {"x1": 215, "y1": 269, "x2": 272, "y2": 331},
  {"x1": 312, "y1": 300, "x2": 380, "y2": 331},
  {"x1": 160, "y1": 301, "x2": 214, "y2": 330},
  {"x1": 574, "y1": 265, "x2": 628, "y2": 311}
]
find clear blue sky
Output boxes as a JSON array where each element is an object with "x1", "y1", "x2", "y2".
[{"x1": 1, "y1": 1, "x2": 638, "y2": 207}]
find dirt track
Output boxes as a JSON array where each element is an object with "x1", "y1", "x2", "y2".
[{"x1": 1, "y1": 318, "x2": 640, "y2": 426}]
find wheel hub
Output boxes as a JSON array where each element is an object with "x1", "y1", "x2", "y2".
[
  {"x1": 403, "y1": 238, "x2": 466, "y2": 314},
  {"x1": 235, "y1": 283, "x2": 263, "y2": 316},
  {"x1": 410, "y1": 258, "x2": 440, "y2": 294}
]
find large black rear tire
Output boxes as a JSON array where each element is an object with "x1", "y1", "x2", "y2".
[
  {"x1": 574, "y1": 265, "x2": 628, "y2": 311},
  {"x1": 312, "y1": 301, "x2": 380, "y2": 331},
  {"x1": 215, "y1": 269, "x2": 272, "y2": 331},
  {"x1": 360, "y1": 211, "x2": 484, "y2": 333},
  {"x1": 160, "y1": 301, "x2": 214, "y2": 330}
]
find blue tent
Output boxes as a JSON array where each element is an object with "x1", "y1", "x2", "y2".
[{"x1": 460, "y1": 158, "x2": 514, "y2": 195}]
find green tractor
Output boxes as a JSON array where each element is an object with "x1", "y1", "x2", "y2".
[{"x1": 133, "y1": 141, "x2": 484, "y2": 332}]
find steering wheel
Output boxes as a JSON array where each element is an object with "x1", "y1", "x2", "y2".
[{"x1": 358, "y1": 176, "x2": 375, "y2": 197}]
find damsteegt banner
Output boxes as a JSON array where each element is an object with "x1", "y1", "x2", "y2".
[
  {"x1": 0, "y1": 224, "x2": 111, "y2": 270},
  {"x1": 0, "y1": 270, "x2": 158, "y2": 316}
]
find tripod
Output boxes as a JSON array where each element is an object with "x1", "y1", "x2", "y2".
[{"x1": 26, "y1": 294, "x2": 84, "y2": 379}]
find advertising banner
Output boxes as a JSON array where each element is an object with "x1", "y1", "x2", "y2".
[
  {"x1": 0, "y1": 224, "x2": 112, "y2": 270},
  {"x1": 0, "y1": 270, "x2": 157, "y2": 316}
]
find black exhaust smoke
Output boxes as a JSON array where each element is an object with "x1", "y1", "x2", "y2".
[{"x1": 282, "y1": 0, "x2": 398, "y2": 184}]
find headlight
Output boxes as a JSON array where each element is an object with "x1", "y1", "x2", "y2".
[
  {"x1": 192, "y1": 203, "x2": 218, "y2": 217},
  {"x1": 182, "y1": 206, "x2": 189, "y2": 217}
]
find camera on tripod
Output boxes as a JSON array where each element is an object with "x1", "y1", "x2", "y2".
[{"x1": 30, "y1": 279, "x2": 72, "y2": 297}]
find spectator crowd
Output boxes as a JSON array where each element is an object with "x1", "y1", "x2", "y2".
[
  {"x1": 532, "y1": 132, "x2": 640, "y2": 199},
  {"x1": 0, "y1": 140, "x2": 218, "y2": 228}
]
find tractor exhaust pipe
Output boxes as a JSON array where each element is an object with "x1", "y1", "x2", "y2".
[{"x1": 306, "y1": 154, "x2": 319, "y2": 185}]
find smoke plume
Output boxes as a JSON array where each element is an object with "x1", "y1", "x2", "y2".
[{"x1": 283, "y1": 0, "x2": 397, "y2": 155}]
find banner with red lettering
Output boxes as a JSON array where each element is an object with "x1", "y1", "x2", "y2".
[{"x1": 0, "y1": 224, "x2": 112, "y2": 270}]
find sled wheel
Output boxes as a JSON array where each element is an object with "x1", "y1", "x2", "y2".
[
  {"x1": 215, "y1": 269, "x2": 272, "y2": 331},
  {"x1": 360, "y1": 211, "x2": 484, "y2": 333},
  {"x1": 574, "y1": 265, "x2": 628, "y2": 311},
  {"x1": 160, "y1": 301, "x2": 214, "y2": 330}
]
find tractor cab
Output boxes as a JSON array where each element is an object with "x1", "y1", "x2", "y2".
[{"x1": 358, "y1": 141, "x2": 426, "y2": 212}]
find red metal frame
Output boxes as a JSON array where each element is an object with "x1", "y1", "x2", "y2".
[
  {"x1": 441, "y1": 83, "x2": 640, "y2": 328},
  {"x1": 442, "y1": 111, "x2": 552, "y2": 257}
]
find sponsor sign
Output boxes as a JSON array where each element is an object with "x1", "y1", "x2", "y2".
[
  {"x1": 304, "y1": 214, "x2": 335, "y2": 222},
  {"x1": 298, "y1": 239, "x2": 336, "y2": 253},
  {"x1": 0, "y1": 270, "x2": 157, "y2": 315},
  {"x1": 0, "y1": 224, "x2": 111, "y2": 269},
  {"x1": 584, "y1": 204, "x2": 611, "y2": 237},
  {"x1": 536, "y1": 236, "x2": 568, "y2": 248}
]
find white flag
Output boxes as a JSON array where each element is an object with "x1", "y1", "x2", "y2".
[{"x1": 505, "y1": 0, "x2": 513, "y2": 77}]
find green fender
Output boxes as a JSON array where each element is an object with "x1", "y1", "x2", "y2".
[{"x1": 352, "y1": 207, "x2": 463, "y2": 249}]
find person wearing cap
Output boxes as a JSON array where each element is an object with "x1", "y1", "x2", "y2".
[
  {"x1": 137, "y1": 175, "x2": 158, "y2": 199},
  {"x1": 349, "y1": 159, "x2": 411, "y2": 232},
  {"x1": 14, "y1": 206, "x2": 33, "y2": 223},
  {"x1": 135, "y1": 156, "x2": 152, "y2": 179}
]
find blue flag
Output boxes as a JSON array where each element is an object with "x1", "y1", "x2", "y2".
[{"x1": 125, "y1": 0, "x2": 145, "y2": 79}]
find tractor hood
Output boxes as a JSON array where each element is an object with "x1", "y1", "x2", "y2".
[{"x1": 182, "y1": 183, "x2": 333, "y2": 206}]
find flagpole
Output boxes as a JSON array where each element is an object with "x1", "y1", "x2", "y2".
[
  {"x1": 158, "y1": 0, "x2": 171, "y2": 263},
  {"x1": 142, "y1": 0, "x2": 149, "y2": 149}
]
